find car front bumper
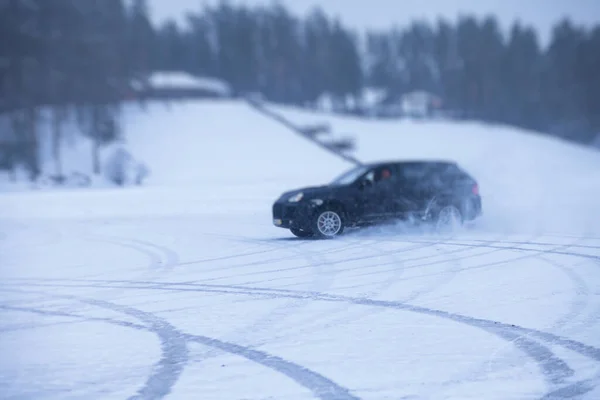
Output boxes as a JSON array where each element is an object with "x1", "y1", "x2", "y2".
[{"x1": 272, "y1": 202, "x2": 314, "y2": 230}]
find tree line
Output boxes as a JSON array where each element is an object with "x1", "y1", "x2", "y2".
[
  {"x1": 150, "y1": 1, "x2": 599, "y2": 143},
  {"x1": 1, "y1": 0, "x2": 599, "y2": 180},
  {"x1": 0, "y1": 0, "x2": 131, "y2": 179}
]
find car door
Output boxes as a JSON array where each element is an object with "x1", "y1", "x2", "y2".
[
  {"x1": 392, "y1": 164, "x2": 428, "y2": 217},
  {"x1": 359, "y1": 165, "x2": 397, "y2": 221}
]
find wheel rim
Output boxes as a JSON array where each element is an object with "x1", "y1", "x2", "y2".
[
  {"x1": 317, "y1": 211, "x2": 342, "y2": 236},
  {"x1": 436, "y1": 206, "x2": 462, "y2": 233}
]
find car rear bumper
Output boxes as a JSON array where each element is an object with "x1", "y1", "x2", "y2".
[{"x1": 465, "y1": 195, "x2": 483, "y2": 220}]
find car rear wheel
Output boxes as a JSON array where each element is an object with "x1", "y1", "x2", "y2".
[
  {"x1": 435, "y1": 205, "x2": 463, "y2": 234},
  {"x1": 314, "y1": 209, "x2": 344, "y2": 238},
  {"x1": 290, "y1": 227, "x2": 314, "y2": 238}
]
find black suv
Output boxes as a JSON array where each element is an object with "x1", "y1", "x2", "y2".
[{"x1": 272, "y1": 160, "x2": 482, "y2": 238}]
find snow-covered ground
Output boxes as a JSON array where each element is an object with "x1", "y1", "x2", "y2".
[{"x1": 1, "y1": 99, "x2": 600, "y2": 399}]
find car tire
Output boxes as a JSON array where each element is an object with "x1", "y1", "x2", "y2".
[
  {"x1": 290, "y1": 228, "x2": 314, "y2": 238},
  {"x1": 434, "y1": 204, "x2": 463, "y2": 234},
  {"x1": 313, "y1": 209, "x2": 345, "y2": 238}
]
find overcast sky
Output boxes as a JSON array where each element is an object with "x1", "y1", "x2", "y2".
[{"x1": 146, "y1": 0, "x2": 600, "y2": 46}]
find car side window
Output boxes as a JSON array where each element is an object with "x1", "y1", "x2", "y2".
[
  {"x1": 363, "y1": 170, "x2": 375, "y2": 183},
  {"x1": 372, "y1": 166, "x2": 395, "y2": 186},
  {"x1": 360, "y1": 166, "x2": 394, "y2": 188}
]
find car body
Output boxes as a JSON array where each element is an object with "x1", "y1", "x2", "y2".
[{"x1": 272, "y1": 160, "x2": 482, "y2": 238}]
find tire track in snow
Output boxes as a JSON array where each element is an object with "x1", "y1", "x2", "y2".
[
  {"x1": 253, "y1": 234, "x2": 507, "y2": 347},
  {"x1": 457, "y1": 238, "x2": 600, "y2": 250},
  {"x1": 540, "y1": 255, "x2": 592, "y2": 332},
  {"x1": 147, "y1": 236, "x2": 447, "y2": 360},
  {"x1": 9, "y1": 237, "x2": 444, "y2": 349},
  {"x1": 176, "y1": 236, "x2": 425, "y2": 364},
  {"x1": 395, "y1": 234, "x2": 512, "y2": 303},
  {"x1": 334, "y1": 236, "x2": 600, "y2": 288},
  {"x1": 170, "y1": 232, "x2": 438, "y2": 288},
  {"x1": 142, "y1": 237, "x2": 364, "y2": 370},
  {"x1": 0, "y1": 232, "x2": 572, "y2": 349},
  {"x1": 5, "y1": 281, "x2": 598, "y2": 397},
  {"x1": 398, "y1": 238, "x2": 600, "y2": 263},
  {"x1": 331, "y1": 232, "x2": 514, "y2": 292},
  {"x1": 0, "y1": 289, "x2": 359, "y2": 400},
  {"x1": 435, "y1": 248, "x2": 595, "y2": 398},
  {"x1": 4, "y1": 237, "x2": 599, "y2": 398},
  {"x1": 187, "y1": 236, "x2": 338, "y2": 362},
  {"x1": 242, "y1": 236, "x2": 418, "y2": 348},
  {"x1": 372, "y1": 235, "x2": 600, "y2": 397},
  {"x1": 0, "y1": 304, "x2": 147, "y2": 332},
  {"x1": 181, "y1": 235, "x2": 489, "y2": 286},
  {"x1": 65, "y1": 233, "x2": 184, "y2": 301},
  {"x1": 0, "y1": 289, "x2": 188, "y2": 400},
  {"x1": 61, "y1": 234, "x2": 592, "y2": 396}
]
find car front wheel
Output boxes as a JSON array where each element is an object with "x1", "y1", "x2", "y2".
[{"x1": 313, "y1": 209, "x2": 345, "y2": 238}]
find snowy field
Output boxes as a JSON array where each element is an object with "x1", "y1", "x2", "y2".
[{"x1": 1, "y1": 99, "x2": 600, "y2": 399}]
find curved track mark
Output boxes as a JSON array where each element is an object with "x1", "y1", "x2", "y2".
[
  {"x1": 539, "y1": 256, "x2": 591, "y2": 331},
  {"x1": 400, "y1": 239, "x2": 600, "y2": 263},
  {"x1": 78, "y1": 297, "x2": 188, "y2": 400},
  {"x1": 183, "y1": 334, "x2": 359, "y2": 400},
  {"x1": 539, "y1": 379, "x2": 597, "y2": 399},
  {"x1": 462, "y1": 238, "x2": 600, "y2": 250},
  {"x1": 0, "y1": 305, "x2": 147, "y2": 331},
  {"x1": 2, "y1": 283, "x2": 591, "y2": 397},
  {"x1": 0, "y1": 290, "x2": 359, "y2": 400},
  {"x1": 84, "y1": 235, "x2": 179, "y2": 270}
]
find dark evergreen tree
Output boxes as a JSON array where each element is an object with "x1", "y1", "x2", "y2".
[
  {"x1": 301, "y1": 8, "x2": 333, "y2": 103},
  {"x1": 155, "y1": 19, "x2": 186, "y2": 71},
  {"x1": 398, "y1": 21, "x2": 437, "y2": 93},
  {"x1": 502, "y1": 22, "x2": 543, "y2": 129},
  {"x1": 580, "y1": 27, "x2": 600, "y2": 139},
  {"x1": 328, "y1": 21, "x2": 363, "y2": 107},
  {"x1": 127, "y1": 0, "x2": 155, "y2": 78},
  {"x1": 366, "y1": 31, "x2": 404, "y2": 92},
  {"x1": 184, "y1": 13, "x2": 217, "y2": 76},
  {"x1": 432, "y1": 19, "x2": 461, "y2": 113},
  {"x1": 544, "y1": 19, "x2": 589, "y2": 141}
]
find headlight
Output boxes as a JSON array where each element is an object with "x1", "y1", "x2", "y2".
[{"x1": 288, "y1": 192, "x2": 304, "y2": 202}]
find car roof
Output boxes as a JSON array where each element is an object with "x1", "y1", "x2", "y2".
[{"x1": 363, "y1": 160, "x2": 458, "y2": 168}]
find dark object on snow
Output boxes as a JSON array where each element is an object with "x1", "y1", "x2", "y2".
[
  {"x1": 36, "y1": 172, "x2": 91, "y2": 188},
  {"x1": 272, "y1": 160, "x2": 482, "y2": 238},
  {"x1": 321, "y1": 137, "x2": 355, "y2": 152},
  {"x1": 104, "y1": 147, "x2": 149, "y2": 186},
  {"x1": 298, "y1": 124, "x2": 331, "y2": 137},
  {"x1": 134, "y1": 162, "x2": 150, "y2": 185}
]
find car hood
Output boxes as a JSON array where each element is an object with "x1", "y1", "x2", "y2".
[{"x1": 277, "y1": 184, "x2": 339, "y2": 202}]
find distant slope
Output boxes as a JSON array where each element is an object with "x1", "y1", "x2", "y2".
[
  {"x1": 268, "y1": 103, "x2": 600, "y2": 235},
  {"x1": 0, "y1": 100, "x2": 353, "y2": 219},
  {"x1": 120, "y1": 100, "x2": 351, "y2": 188}
]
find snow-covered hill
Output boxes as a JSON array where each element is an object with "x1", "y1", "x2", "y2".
[
  {"x1": 0, "y1": 100, "x2": 350, "y2": 218},
  {"x1": 1, "y1": 99, "x2": 600, "y2": 400}
]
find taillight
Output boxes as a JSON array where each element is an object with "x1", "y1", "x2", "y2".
[{"x1": 472, "y1": 183, "x2": 479, "y2": 195}]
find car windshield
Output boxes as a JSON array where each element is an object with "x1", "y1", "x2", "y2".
[{"x1": 330, "y1": 165, "x2": 369, "y2": 185}]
